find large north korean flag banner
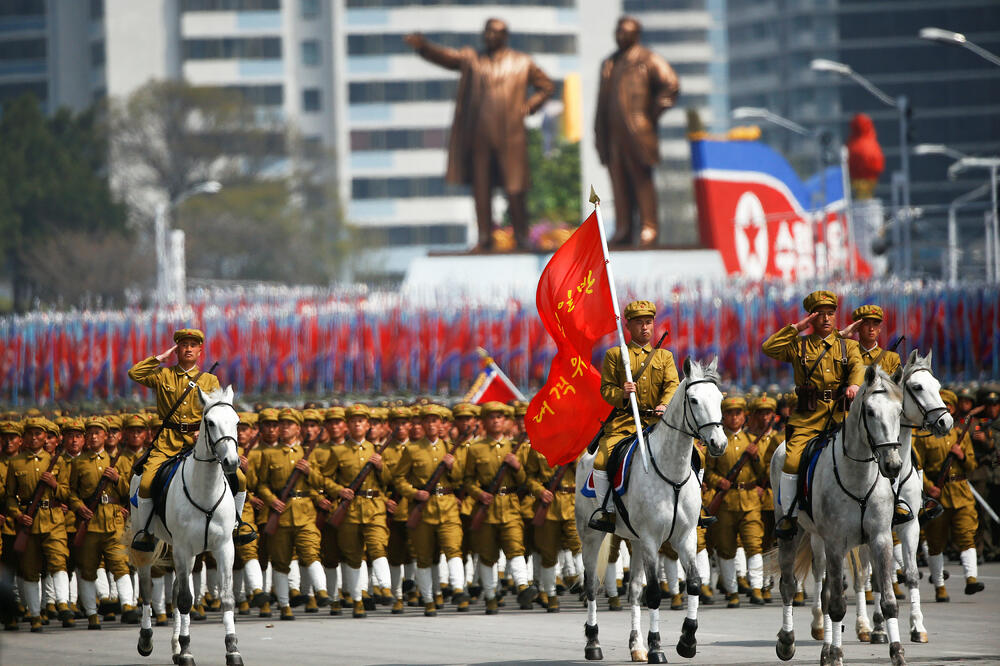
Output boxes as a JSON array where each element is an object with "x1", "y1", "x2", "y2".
[{"x1": 526, "y1": 211, "x2": 616, "y2": 465}]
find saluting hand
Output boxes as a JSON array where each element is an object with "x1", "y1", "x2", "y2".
[
  {"x1": 839, "y1": 319, "x2": 863, "y2": 338},
  {"x1": 404, "y1": 33, "x2": 425, "y2": 49},
  {"x1": 155, "y1": 345, "x2": 178, "y2": 363},
  {"x1": 794, "y1": 312, "x2": 820, "y2": 333}
]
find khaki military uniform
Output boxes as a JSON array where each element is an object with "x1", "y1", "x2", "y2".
[
  {"x1": 705, "y1": 429, "x2": 767, "y2": 558},
  {"x1": 526, "y1": 450, "x2": 579, "y2": 567},
  {"x1": 322, "y1": 439, "x2": 390, "y2": 568},
  {"x1": 854, "y1": 343, "x2": 901, "y2": 376},
  {"x1": 595, "y1": 343, "x2": 679, "y2": 471},
  {"x1": 762, "y1": 327, "x2": 865, "y2": 472},
  {"x1": 255, "y1": 442, "x2": 323, "y2": 574},
  {"x1": 246, "y1": 439, "x2": 276, "y2": 569},
  {"x1": 234, "y1": 442, "x2": 261, "y2": 565},
  {"x1": 381, "y1": 438, "x2": 412, "y2": 568},
  {"x1": 307, "y1": 439, "x2": 344, "y2": 571},
  {"x1": 394, "y1": 437, "x2": 464, "y2": 567},
  {"x1": 464, "y1": 436, "x2": 530, "y2": 565},
  {"x1": 759, "y1": 429, "x2": 784, "y2": 549},
  {"x1": 5, "y1": 449, "x2": 69, "y2": 581},
  {"x1": 915, "y1": 427, "x2": 978, "y2": 554},
  {"x1": 65, "y1": 450, "x2": 131, "y2": 580},
  {"x1": 127, "y1": 358, "x2": 222, "y2": 497}
]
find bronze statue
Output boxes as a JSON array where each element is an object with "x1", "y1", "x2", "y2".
[
  {"x1": 405, "y1": 19, "x2": 554, "y2": 252},
  {"x1": 595, "y1": 17, "x2": 679, "y2": 248}
]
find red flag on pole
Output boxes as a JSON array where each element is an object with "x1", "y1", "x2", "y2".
[
  {"x1": 465, "y1": 348, "x2": 526, "y2": 405},
  {"x1": 526, "y1": 211, "x2": 617, "y2": 465}
]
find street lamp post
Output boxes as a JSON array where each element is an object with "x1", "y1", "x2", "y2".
[
  {"x1": 920, "y1": 28, "x2": 1000, "y2": 67},
  {"x1": 913, "y1": 144, "x2": 972, "y2": 285},
  {"x1": 154, "y1": 181, "x2": 222, "y2": 307},
  {"x1": 949, "y1": 157, "x2": 1000, "y2": 283},
  {"x1": 811, "y1": 58, "x2": 912, "y2": 277}
]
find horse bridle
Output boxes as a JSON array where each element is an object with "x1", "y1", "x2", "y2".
[
  {"x1": 192, "y1": 401, "x2": 239, "y2": 464},
  {"x1": 661, "y1": 378, "x2": 724, "y2": 442},
  {"x1": 899, "y1": 368, "x2": 949, "y2": 431},
  {"x1": 845, "y1": 386, "x2": 900, "y2": 464}
]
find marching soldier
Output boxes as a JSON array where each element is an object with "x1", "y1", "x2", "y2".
[
  {"x1": 312, "y1": 406, "x2": 347, "y2": 615},
  {"x1": 234, "y1": 412, "x2": 267, "y2": 614},
  {"x1": 382, "y1": 405, "x2": 413, "y2": 613},
  {"x1": 128, "y1": 329, "x2": 253, "y2": 551},
  {"x1": 749, "y1": 395, "x2": 782, "y2": 601},
  {"x1": 914, "y1": 389, "x2": 983, "y2": 600},
  {"x1": 1, "y1": 420, "x2": 23, "y2": 629},
  {"x1": 321, "y1": 404, "x2": 392, "y2": 618},
  {"x1": 58, "y1": 419, "x2": 86, "y2": 623},
  {"x1": 464, "y1": 402, "x2": 535, "y2": 614},
  {"x1": 65, "y1": 416, "x2": 137, "y2": 629},
  {"x1": 5, "y1": 417, "x2": 71, "y2": 631},
  {"x1": 248, "y1": 407, "x2": 280, "y2": 618},
  {"x1": 255, "y1": 408, "x2": 331, "y2": 620},
  {"x1": 119, "y1": 414, "x2": 149, "y2": 471},
  {"x1": 705, "y1": 396, "x2": 767, "y2": 606},
  {"x1": 526, "y1": 442, "x2": 579, "y2": 612},
  {"x1": 393, "y1": 404, "x2": 469, "y2": 616},
  {"x1": 762, "y1": 290, "x2": 865, "y2": 539},
  {"x1": 590, "y1": 300, "x2": 679, "y2": 532}
]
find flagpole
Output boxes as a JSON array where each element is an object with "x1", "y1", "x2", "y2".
[{"x1": 590, "y1": 186, "x2": 649, "y2": 472}]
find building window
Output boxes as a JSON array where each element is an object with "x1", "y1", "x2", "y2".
[
  {"x1": 366, "y1": 224, "x2": 467, "y2": 246},
  {"x1": 0, "y1": 38, "x2": 46, "y2": 61},
  {"x1": 350, "y1": 78, "x2": 563, "y2": 104},
  {"x1": 181, "y1": 0, "x2": 281, "y2": 11},
  {"x1": 351, "y1": 127, "x2": 449, "y2": 151},
  {"x1": 0, "y1": 81, "x2": 48, "y2": 105},
  {"x1": 0, "y1": 0, "x2": 46, "y2": 17},
  {"x1": 352, "y1": 176, "x2": 468, "y2": 199},
  {"x1": 301, "y1": 40, "x2": 320, "y2": 66},
  {"x1": 183, "y1": 37, "x2": 282, "y2": 60},
  {"x1": 347, "y1": 31, "x2": 576, "y2": 56},
  {"x1": 219, "y1": 84, "x2": 284, "y2": 106},
  {"x1": 302, "y1": 88, "x2": 321, "y2": 111},
  {"x1": 301, "y1": 0, "x2": 319, "y2": 18}
]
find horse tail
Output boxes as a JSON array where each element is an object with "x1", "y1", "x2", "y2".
[
  {"x1": 122, "y1": 520, "x2": 169, "y2": 569},
  {"x1": 793, "y1": 533, "x2": 814, "y2": 583},
  {"x1": 594, "y1": 534, "x2": 611, "y2": 587}
]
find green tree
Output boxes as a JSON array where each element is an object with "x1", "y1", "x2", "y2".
[
  {"x1": 525, "y1": 127, "x2": 581, "y2": 226},
  {"x1": 0, "y1": 95, "x2": 126, "y2": 311}
]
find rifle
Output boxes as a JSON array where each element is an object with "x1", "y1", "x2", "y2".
[
  {"x1": 531, "y1": 463, "x2": 570, "y2": 527},
  {"x1": 405, "y1": 438, "x2": 466, "y2": 529},
  {"x1": 72, "y1": 448, "x2": 127, "y2": 548},
  {"x1": 327, "y1": 439, "x2": 392, "y2": 528},
  {"x1": 706, "y1": 417, "x2": 775, "y2": 516},
  {"x1": 13, "y1": 451, "x2": 63, "y2": 553},
  {"x1": 264, "y1": 434, "x2": 320, "y2": 536},
  {"x1": 921, "y1": 406, "x2": 983, "y2": 521},
  {"x1": 586, "y1": 330, "x2": 670, "y2": 454},
  {"x1": 469, "y1": 434, "x2": 527, "y2": 531}
]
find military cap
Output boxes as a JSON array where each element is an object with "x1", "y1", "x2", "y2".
[
  {"x1": 480, "y1": 401, "x2": 508, "y2": 416},
  {"x1": 419, "y1": 404, "x2": 445, "y2": 419},
  {"x1": 0, "y1": 421, "x2": 24, "y2": 435},
  {"x1": 55, "y1": 415, "x2": 71, "y2": 429},
  {"x1": 173, "y1": 328, "x2": 205, "y2": 344},
  {"x1": 85, "y1": 416, "x2": 110, "y2": 432},
  {"x1": 147, "y1": 415, "x2": 163, "y2": 429},
  {"x1": 982, "y1": 389, "x2": 1000, "y2": 405},
  {"x1": 512, "y1": 401, "x2": 528, "y2": 417},
  {"x1": 803, "y1": 290, "x2": 837, "y2": 312},
  {"x1": 451, "y1": 403, "x2": 478, "y2": 418},
  {"x1": 370, "y1": 407, "x2": 389, "y2": 421},
  {"x1": 939, "y1": 388, "x2": 957, "y2": 408},
  {"x1": 258, "y1": 407, "x2": 280, "y2": 423},
  {"x1": 25, "y1": 408, "x2": 43, "y2": 418},
  {"x1": 124, "y1": 414, "x2": 148, "y2": 429},
  {"x1": 105, "y1": 414, "x2": 122, "y2": 430},
  {"x1": 721, "y1": 396, "x2": 747, "y2": 412},
  {"x1": 61, "y1": 418, "x2": 86, "y2": 433},
  {"x1": 388, "y1": 406, "x2": 412, "y2": 420},
  {"x1": 751, "y1": 395, "x2": 777, "y2": 412},
  {"x1": 278, "y1": 407, "x2": 303, "y2": 424},
  {"x1": 624, "y1": 300, "x2": 656, "y2": 320},
  {"x1": 955, "y1": 387, "x2": 975, "y2": 401},
  {"x1": 324, "y1": 406, "x2": 346, "y2": 422},
  {"x1": 345, "y1": 403, "x2": 371, "y2": 419},
  {"x1": 439, "y1": 407, "x2": 454, "y2": 421},
  {"x1": 237, "y1": 412, "x2": 257, "y2": 427},
  {"x1": 301, "y1": 408, "x2": 323, "y2": 423},
  {"x1": 42, "y1": 419, "x2": 60, "y2": 436},
  {"x1": 852, "y1": 304, "x2": 884, "y2": 322}
]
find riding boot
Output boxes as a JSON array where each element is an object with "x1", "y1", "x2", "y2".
[
  {"x1": 587, "y1": 470, "x2": 616, "y2": 533},
  {"x1": 774, "y1": 472, "x2": 799, "y2": 540},
  {"x1": 231, "y1": 490, "x2": 257, "y2": 545},
  {"x1": 960, "y1": 548, "x2": 984, "y2": 594},
  {"x1": 892, "y1": 500, "x2": 914, "y2": 525},
  {"x1": 131, "y1": 497, "x2": 157, "y2": 552}
]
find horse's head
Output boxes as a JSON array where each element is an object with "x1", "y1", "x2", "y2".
[
  {"x1": 858, "y1": 365, "x2": 904, "y2": 479},
  {"x1": 682, "y1": 357, "x2": 727, "y2": 457},
  {"x1": 198, "y1": 385, "x2": 240, "y2": 474},
  {"x1": 899, "y1": 349, "x2": 953, "y2": 436}
]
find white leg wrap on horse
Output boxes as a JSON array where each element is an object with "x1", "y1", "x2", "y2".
[
  {"x1": 778, "y1": 473, "x2": 798, "y2": 516},
  {"x1": 95, "y1": 568, "x2": 109, "y2": 598},
  {"x1": 446, "y1": 557, "x2": 464, "y2": 591},
  {"x1": 887, "y1": 617, "x2": 900, "y2": 644},
  {"x1": 132, "y1": 572, "x2": 140, "y2": 605},
  {"x1": 747, "y1": 553, "x2": 763, "y2": 590},
  {"x1": 288, "y1": 559, "x2": 301, "y2": 590},
  {"x1": 244, "y1": 559, "x2": 263, "y2": 592},
  {"x1": 115, "y1": 575, "x2": 134, "y2": 607},
  {"x1": 587, "y1": 598, "x2": 597, "y2": 626},
  {"x1": 415, "y1": 567, "x2": 434, "y2": 603},
  {"x1": 735, "y1": 547, "x2": 747, "y2": 577},
  {"x1": 604, "y1": 566, "x2": 619, "y2": 597},
  {"x1": 823, "y1": 614, "x2": 833, "y2": 646},
  {"x1": 152, "y1": 577, "x2": 165, "y2": 614},
  {"x1": 928, "y1": 553, "x2": 944, "y2": 586},
  {"x1": 24, "y1": 580, "x2": 41, "y2": 616},
  {"x1": 960, "y1": 547, "x2": 978, "y2": 579},
  {"x1": 180, "y1": 612, "x2": 190, "y2": 636},
  {"x1": 509, "y1": 555, "x2": 529, "y2": 588},
  {"x1": 593, "y1": 470, "x2": 613, "y2": 512},
  {"x1": 390, "y1": 564, "x2": 402, "y2": 599},
  {"x1": 307, "y1": 560, "x2": 327, "y2": 593},
  {"x1": 79, "y1": 579, "x2": 98, "y2": 617},
  {"x1": 719, "y1": 557, "x2": 737, "y2": 594},
  {"x1": 234, "y1": 569, "x2": 245, "y2": 602},
  {"x1": 856, "y1": 591, "x2": 868, "y2": 618},
  {"x1": 141, "y1": 604, "x2": 152, "y2": 630},
  {"x1": 273, "y1": 572, "x2": 290, "y2": 608},
  {"x1": 686, "y1": 590, "x2": 699, "y2": 620},
  {"x1": 832, "y1": 614, "x2": 843, "y2": 647},
  {"x1": 782, "y1": 604, "x2": 794, "y2": 631},
  {"x1": 223, "y1": 609, "x2": 235, "y2": 636},
  {"x1": 696, "y1": 549, "x2": 710, "y2": 585},
  {"x1": 479, "y1": 562, "x2": 498, "y2": 600},
  {"x1": 541, "y1": 566, "x2": 557, "y2": 596},
  {"x1": 650, "y1": 607, "x2": 660, "y2": 634},
  {"x1": 51, "y1": 570, "x2": 69, "y2": 604}
]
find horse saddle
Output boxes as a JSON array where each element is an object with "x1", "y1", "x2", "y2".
[
  {"x1": 795, "y1": 423, "x2": 842, "y2": 519},
  {"x1": 582, "y1": 423, "x2": 655, "y2": 499},
  {"x1": 130, "y1": 450, "x2": 191, "y2": 524}
]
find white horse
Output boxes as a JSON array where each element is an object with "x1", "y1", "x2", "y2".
[
  {"x1": 129, "y1": 386, "x2": 242, "y2": 666},
  {"x1": 770, "y1": 365, "x2": 907, "y2": 666},
  {"x1": 855, "y1": 350, "x2": 952, "y2": 645},
  {"x1": 576, "y1": 358, "x2": 727, "y2": 663}
]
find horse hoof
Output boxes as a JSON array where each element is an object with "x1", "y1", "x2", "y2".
[
  {"x1": 137, "y1": 628, "x2": 154, "y2": 657},
  {"x1": 630, "y1": 649, "x2": 647, "y2": 662},
  {"x1": 820, "y1": 644, "x2": 832, "y2": 666},
  {"x1": 811, "y1": 626, "x2": 824, "y2": 641},
  {"x1": 647, "y1": 650, "x2": 667, "y2": 664},
  {"x1": 775, "y1": 630, "x2": 795, "y2": 661},
  {"x1": 890, "y1": 641, "x2": 906, "y2": 666},
  {"x1": 585, "y1": 646, "x2": 604, "y2": 661},
  {"x1": 676, "y1": 637, "x2": 696, "y2": 659},
  {"x1": 858, "y1": 631, "x2": 871, "y2": 643},
  {"x1": 178, "y1": 658, "x2": 195, "y2": 666},
  {"x1": 871, "y1": 630, "x2": 888, "y2": 644},
  {"x1": 831, "y1": 646, "x2": 844, "y2": 666},
  {"x1": 910, "y1": 629, "x2": 928, "y2": 643},
  {"x1": 226, "y1": 653, "x2": 244, "y2": 666}
]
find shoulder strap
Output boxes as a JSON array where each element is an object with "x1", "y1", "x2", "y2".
[
  {"x1": 149, "y1": 363, "x2": 217, "y2": 449},
  {"x1": 802, "y1": 339, "x2": 833, "y2": 382}
]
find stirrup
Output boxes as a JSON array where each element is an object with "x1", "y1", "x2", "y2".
[
  {"x1": 587, "y1": 509, "x2": 616, "y2": 534},
  {"x1": 774, "y1": 515, "x2": 798, "y2": 540},
  {"x1": 892, "y1": 501, "x2": 914, "y2": 526},
  {"x1": 131, "y1": 530, "x2": 156, "y2": 552},
  {"x1": 233, "y1": 518, "x2": 258, "y2": 546},
  {"x1": 698, "y1": 510, "x2": 718, "y2": 528},
  {"x1": 918, "y1": 499, "x2": 944, "y2": 526}
]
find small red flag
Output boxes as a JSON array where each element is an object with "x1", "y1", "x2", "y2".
[{"x1": 526, "y1": 211, "x2": 616, "y2": 465}]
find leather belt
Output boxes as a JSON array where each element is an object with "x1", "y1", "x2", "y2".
[
  {"x1": 820, "y1": 390, "x2": 836, "y2": 401},
  {"x1": 947, "y1": 474, "x2": 967, "y2": 482},
  {"x1": 431, "y1": 487, "x2": 453, "y2": 496},
  {"x1": 37, "y1": 500, "x2": 50, "y2": 510},
  {"x1": 99, "y1": 493, "x2": 120, "y2": 505},
  {"x1": 357, "y1": 489, "x2": 380, "y2": 499},
  {"x1": 495, "y1": 487, "x2": 512, "y2": 496},
  {"x1": 287, "y1": 490, "x2": 310, "y2": 499},
  {"x1": 736, "y1": 482, "x2": 758, "y2": 490},
  {"x1": 557, "y1": 485, "x2": 576, "y2": 493},
  {"x1": 163, "y1": 421, "x2": 199, "y2": 434}
]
